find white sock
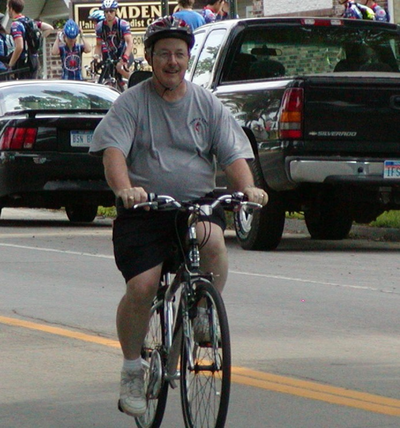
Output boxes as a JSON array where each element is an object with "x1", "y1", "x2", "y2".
[{"x1": 123, "y1": 357, "x2": 142, "y2": 371}]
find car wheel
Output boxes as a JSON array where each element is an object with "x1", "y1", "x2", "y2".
[
  {"x1": 65, "y1": 204, "x2": 98, "y2": 223},
  {"x1": 234, "y1": 158, "x2": 285, "y2": 250},
  {"x1": 304, "y1": 201, "x2": 353, "y2": 240}
]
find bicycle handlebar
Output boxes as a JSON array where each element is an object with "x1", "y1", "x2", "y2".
[{"x1": 133, "y1": 192, "x2": 262, "y2": 212}]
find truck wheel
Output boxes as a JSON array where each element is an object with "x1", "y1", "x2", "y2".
[
  {"x1": 65, "y1": 204, "x2": 98, "y2": 223},
  {"x1": 234, "y1": 196, "x2": 285, "y2": 250},
  {"x1": 234, "y1": 157, "x2": 285, "y2": 251},
  {"x1": 304, "y1": 203, "x2": 353, "y2": 240}
]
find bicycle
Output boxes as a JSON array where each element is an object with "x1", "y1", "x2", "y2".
[
  {"x1": 123, "y1": 192, "x2": 261, "y2": 428},
  {"x1": 128, "y1": 57, "x2": 152, "y2": 88},
  {"x1": 96, "y1": 57, "x2": 127, "y2": 92}
]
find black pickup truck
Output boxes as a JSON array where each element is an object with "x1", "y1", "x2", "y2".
[{"x1": 186, "y1": 17, "x2": 400, "y2": 250}]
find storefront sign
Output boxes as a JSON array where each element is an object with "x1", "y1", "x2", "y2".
[{"x1": 72, "y1": 1, "x2": 178, "y2": 35}]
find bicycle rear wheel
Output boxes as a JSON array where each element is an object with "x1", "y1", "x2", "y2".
[
  {"x1": 180, "y1": 280, "x2": 231, "y2": 428},
  {"x1": 135, "y1": 298, "x2": 168, "y2": 428}
]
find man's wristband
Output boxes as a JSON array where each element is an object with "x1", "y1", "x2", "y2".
[{"x1": 121, "y1": 54, "x2": 128, "y2": 63}]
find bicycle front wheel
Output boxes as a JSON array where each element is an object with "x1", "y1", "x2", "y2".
[
  {"x1": 135, "y1": 300, "x2": 168, "y2": 428},
  {"x1": 180, "y1": 280, "x2": 231, "y2": 428}
]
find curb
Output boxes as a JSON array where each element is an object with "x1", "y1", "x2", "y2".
[{"x1": 284, "y1": 218, "x2": 400, "y2": 241}]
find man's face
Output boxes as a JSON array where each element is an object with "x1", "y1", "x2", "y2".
[
  {"x1": 104, "y1": 8, "x2": 117, "y2": 23},
  {"x1": 148, "y1": 38, "x2": 189, "y2": 89}
]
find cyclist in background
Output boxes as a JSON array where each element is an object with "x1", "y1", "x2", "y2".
[
  {"x1": 339, "y1": 0, "x2": 375, "y2": 20},
  {"x1": 88, "y1": 8, "x2": 105, "y2": 24},
  {"x1": 51, "y1": 19, "x2": 91, "y2": 81},
  {"x1": 94, "y1": 0, "x2": 133, "y2": 81},
  {"x1": 201, "y1": 0, "x2": 225, "y2": 23},
  {"x1": 173, "y1": 0, "x2": 205, "y2": 31},
  {"x1": 7, "y1": 0, "x2": 54, "y2": 79},
  {"x1": 363, "y1": 0, "x2": 389, "y2": 22},
  {"x1": 90, "y1": 16, "x2": 268, "y2": 419}
]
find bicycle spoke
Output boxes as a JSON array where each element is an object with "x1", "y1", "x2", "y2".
[
  {"x1": 180, "y1": 281, "x2": 231, "y2": 428},
  {"x1": 135, "y1": 303, "x2": 168, "y2": 428}
]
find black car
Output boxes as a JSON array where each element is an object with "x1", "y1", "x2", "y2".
[{"x1": 0, "y1": 80, "x2": 119, "y2": 222}]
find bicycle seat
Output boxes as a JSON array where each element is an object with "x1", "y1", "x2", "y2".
[{"x1": 128, "y1": 71, "x2": 153, "y2": 88}]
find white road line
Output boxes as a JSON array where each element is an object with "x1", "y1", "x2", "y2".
[
  {"x1": 0, "y1": 242, "x2": 113, "y2": 259},
  {"x1": 229, "y1": 270, "x2": 396, "y2": 293},
  {"x1": 0, "y1": 243, "x2": 396, "y2": 293}
]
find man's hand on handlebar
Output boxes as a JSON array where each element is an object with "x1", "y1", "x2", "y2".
[
  {"x1": 243, "y1": 185, "x2": 269, "y2": 207},
  {"x1": 116, "y1": 187, "x2": 148, "y2": 209}
]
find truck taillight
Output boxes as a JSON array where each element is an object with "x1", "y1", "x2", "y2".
[
  {"x1": 0, "y1": 127, "x2": 37, "y2": 150},
  {"x1": 278, "y1": 88, "x2": 304, "y2": 139}
]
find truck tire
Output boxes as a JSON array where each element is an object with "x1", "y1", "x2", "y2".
[
  {"x1": 65, "y1": 204, "x2": 98, "y2": 223},
  {"x1": 234, "y1": 195, "x2": 285, "y2": 250},
  {"x1": 304, "y1": 202, "x2": 353, "y2": 240},
  {"x1": 234, "y1": 158, "x2": 285, "y2": 250}
]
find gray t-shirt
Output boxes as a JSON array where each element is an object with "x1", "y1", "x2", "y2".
[{"x1": 90, "y1": 79, "x2": 254, "y2": 200}]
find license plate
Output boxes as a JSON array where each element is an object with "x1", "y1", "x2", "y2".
[
  {"x1": 70, "y1": 130, "x2": 93, "y2": 147},
  {"x1": 384, "y1": 160, "x2": 400, "y2": 179}
]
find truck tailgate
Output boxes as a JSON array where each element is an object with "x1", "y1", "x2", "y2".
[{"x1": 303, "y1": 75, "x2": 400, "y2": 154}]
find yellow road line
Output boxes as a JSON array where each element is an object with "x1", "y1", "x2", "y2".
[
  {"x1": 1, "y1": 315, "x2": 400, "y2": 417},
  {"x1": 232, "y1": 368, "x2": 400, "y2": 417},
  {"x1": 0, "y1": 316, "x2": 120, "y2": 348}
]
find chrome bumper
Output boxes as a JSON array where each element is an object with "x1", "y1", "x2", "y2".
[{"x1": 289, "y1": 159, "x2": 385, "y2": 183}]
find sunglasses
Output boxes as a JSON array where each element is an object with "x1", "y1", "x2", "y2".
[{"x1": 104, "y1": 9, "x2": 116, "y2": 13}]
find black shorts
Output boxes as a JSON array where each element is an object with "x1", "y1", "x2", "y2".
[{"x1": 112, "y1": 198, "x2": 226, "y2": 283}]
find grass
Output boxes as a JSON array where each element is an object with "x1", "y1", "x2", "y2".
[
  {"x1": 97, "y1": 206, "x2": 116, "y2": 217},
  {"x1": 370, "y1": 211, "x2": 400, "y2": 228}
]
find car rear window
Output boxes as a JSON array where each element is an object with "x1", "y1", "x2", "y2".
[{"x1": 0, "y1": 83, "x2": 119, "y2": 113}]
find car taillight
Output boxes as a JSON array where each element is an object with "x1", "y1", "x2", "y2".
[
  {"x1": 278, "y1": 88, "x2": 304, "y2": 139},
  {"x1": 0, "y1": 127, "x2": 38, "y2": 150}
]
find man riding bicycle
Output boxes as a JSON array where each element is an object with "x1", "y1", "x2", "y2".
[
  {"x1": 90, "y1": 16, "x2": 268, "y2": 419},
  {"x1": 93, "y1": 0, "x2": 133, "y2": 82}
]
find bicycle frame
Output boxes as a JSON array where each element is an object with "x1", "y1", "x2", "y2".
[{"x1": 134, "y1": 193, "x2": 261, "y2": 428}]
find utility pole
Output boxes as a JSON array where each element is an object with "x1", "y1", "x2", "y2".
[{"x1": 161, "y1": 0, "x2": 168, "y2": 16}]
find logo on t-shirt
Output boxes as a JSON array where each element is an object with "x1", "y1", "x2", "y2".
[{"x1": 190, "y1": 117, "x2": 208, "y2": 133}]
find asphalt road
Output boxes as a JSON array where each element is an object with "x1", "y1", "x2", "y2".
[{"x1": 1, "y1": 208, "x2": 399, "y2": 427}]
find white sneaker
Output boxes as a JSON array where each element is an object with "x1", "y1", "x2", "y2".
[{"x1": 119, "y1": 368, "x2": 146, "y2": 417}]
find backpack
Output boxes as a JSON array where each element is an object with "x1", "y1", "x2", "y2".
[
  {"x1": 20, "y1": 18, "x2": 42, "y2": 54},
  {"x1": 0, "y1": 33, "x2": 14, "y2": 62}
]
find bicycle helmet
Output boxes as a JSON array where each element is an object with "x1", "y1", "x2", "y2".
[
  {"x1": 64, "y1": 19, "x2": 80, "y2": 39},
  {"x1": 88, "y1": 9, "x2": 105, "y2": 22},
  {"x1": 101, "y1": 0, "x2": 119, "y2": 9},
  {"x1": 144, "y1": 16, "x2": 194, "y2": 50}
]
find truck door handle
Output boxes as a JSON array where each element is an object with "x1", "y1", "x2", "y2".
[{"x1": 390, "y1": 95, "x2": 400, "y2": 110}]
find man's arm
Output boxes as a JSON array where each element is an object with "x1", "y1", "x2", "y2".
[
  {"x1": 122, "y1": 32, "x2": 133, "y2": 61},
  {"x1": 80, "y1": 30, "x2": 92, "y2": 54},
  {"x1": 103, "y1": 147, "x2": 147, "y2": 208},
  {"x1": 39, "y1": 21, "x2": 54, "y2": 38},
  {"x1": 94, "y1": 38, "x2": 103, "y2": 59},
  {"x1": 224, "y1": 158, "x2": 268, "y2": 206},
  {"x1": 8, "y1": 36, "x2": 23, "y2": 68},
  {"x1": 51, "y1": 32, "x2": 61, "y2": 56}
]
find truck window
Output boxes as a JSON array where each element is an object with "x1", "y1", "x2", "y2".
[
  {"x1": 187, "y1": 30, "x2": 206, "y2": 77},
  {"x1": 192, "y1": 29, "x2": 226, "y2": 87},
  {"x1": 221, "y1": 25, "x2": 400, "y2": 83}
]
